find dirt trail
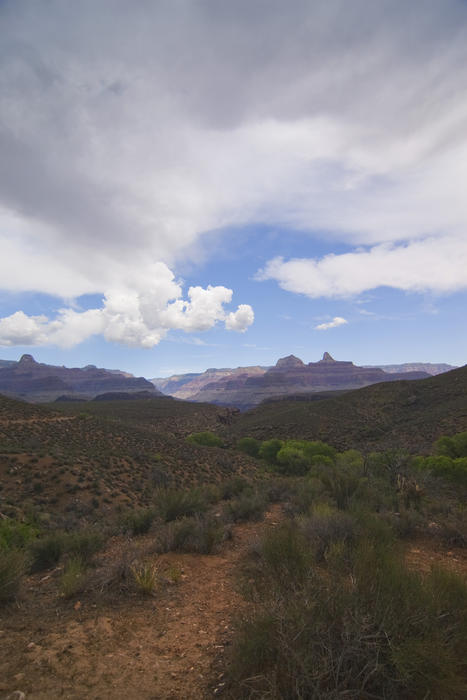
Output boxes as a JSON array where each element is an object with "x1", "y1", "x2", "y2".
[{"x1": 1, "y1": 507, "x2": 282, "y2": 700}]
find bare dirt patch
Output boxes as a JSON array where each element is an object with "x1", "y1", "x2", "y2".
[
  {"x1": 405, "y1": 536, "x2": 467, "y2": 577},
  {"x1": 0, "y1": 507, "x2": 282, "y2": 700}
]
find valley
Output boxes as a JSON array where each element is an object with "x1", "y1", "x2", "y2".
[{"x1": 1, "y1": 361, "x2": 466, "y2": 699}]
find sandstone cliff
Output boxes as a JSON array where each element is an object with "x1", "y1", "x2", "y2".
[
  {"x1": 0, "y1": 354, "x2": 158, "y2": 402},
  {"x1": 157, "y1": 353, "x2": 429, "y2": 410}
]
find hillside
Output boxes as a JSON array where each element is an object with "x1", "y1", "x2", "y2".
[
  {"x1": 226, "y1": 364, "x2": 467, "y2": 453},
  {"x1": 366, "y1": 362, "x2": 457, "y2": 375},
  {"x1": 0, "y1": 354, "x2": 158, "y2": 402},
  {"x1": 1, "y1": 370, "x2": 467, "y2": 699},
  {"x1": 0, "y1": 394, "x2": 253, "y2": 525}
]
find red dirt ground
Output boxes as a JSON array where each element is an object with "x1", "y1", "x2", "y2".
[{"x1": 0, "y1": 508, "x2": 282, "y2": 700}]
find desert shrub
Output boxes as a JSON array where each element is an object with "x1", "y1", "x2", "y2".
[
  {"x1": 258, "y1": 438, "x2": 283, "y2": 464},
  {"x1": 131, "y1": 561, "x2": 159, "y2": 595},
  {"x1": 367, "y1": 449, "x2": 412, "y2": 485},
  {"x1": 435, "y1": 506, "x2": 467, "y2": 547},
  {"x1": 351, "y1": 474, "x2": 399, "y2": 513},
  {"x1": 383, "y1": 507, "x2": 425, "y2": 539},
  {"x1": 154, "y1": 487, "x2": 207, "y2": 521},
  {"x1": 0, "y1": 548, "x2": 25, "y2": 603},
  {"x1": 352, "y1": 508, "x2": 396, "y2": 549},
  {"x1": 262, "y1": 476, "x2": 293, "y2": 503},
  {"x1": 237, "y1": 437, "x2": 260, "y2": 458},
  {"x1": 66, "y1": 530, "x2": 104, "y2": 562},
  {"x1": 227, "y1": 520, "x2": 467, "y2": 699},
  {"x1": 255, "y1": 521, "x2": 312, "y2": 586},
  {"x1": 317, "y1": 451, "x2": 365, "y2": 509},
  {"x1": 284, "y1": 477, "x2": 326, "y2": 516},
  {"x1": 29, "y1": 533, "x2": 65, "y2": 571},
  {"x1": 0, "y1": 519, "x2": 38, "y2": 550},
  {"x1": 223, "y1": 491, "x2": 266, "y2": 523},
  {"x1": 201, "y1": 483, "x2": 221, "y2": 504},
  {"x1": 165, "y1": 562, "x2": 182, "y2": 583},
  {"x1": 299, "y1": 504, "x2": 355, "y2": 561},
  {"x1": 186, "y1": 431, "x2": 224, "y2": 448},
  {"x1": 159, "y1": 516, "x2": 226, "y2": 554},
  {"x1": 121, "y1": 508, "x2": 155, "y2": 535},
  {"x1": 91, "y1": 543, "x2": 139, "y2": 594},
  {"x1": 220, "y1": 476, "x2": 250, "y2": 500},
  {"x1": 150, "y1": 466, "x2": 170, "y2": 488},
  {"x1": 60, "y1": 556, "x2": 87, "y2": 598}
]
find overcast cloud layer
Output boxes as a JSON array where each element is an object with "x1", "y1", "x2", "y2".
[{"x1": 1, "y1": 0, "x2": 466, "y2": 347}]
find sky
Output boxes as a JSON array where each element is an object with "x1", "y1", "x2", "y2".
[{"x1": 0, "y1": 0, "x2": 466, "y2": 378}]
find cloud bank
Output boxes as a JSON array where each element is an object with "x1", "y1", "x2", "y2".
[
  {"x1": 0, "y1": 264, "x2": 253, "y2": 347},
  {"x1": 1, "y1": 0, "x2": 467, "y2": 346},
  {"x1": 259, "y1": 235, "x2": 467, "y2": 299}
]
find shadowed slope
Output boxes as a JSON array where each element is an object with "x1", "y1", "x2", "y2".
[{"x1": 227, "y1": 365, "x2": 467, "y2": 453}]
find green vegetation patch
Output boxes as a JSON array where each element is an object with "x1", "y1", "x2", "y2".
[{"x1": 186, "y1": 431, "x2": 224, "y2": 447}]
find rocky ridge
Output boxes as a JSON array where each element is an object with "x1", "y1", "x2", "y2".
[
  {"x1": 0, "y1": 354, "x2": 158, "y2": 402},
  {"x1": 155, "y1": 352, "x2": 430, "y2": 410}
]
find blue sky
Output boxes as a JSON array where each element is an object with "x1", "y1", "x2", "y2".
[{"x1": 0, "y1": 1, "x2": 466, "y2": 378}]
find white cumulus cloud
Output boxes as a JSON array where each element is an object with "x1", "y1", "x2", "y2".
[
  {"x1": 225, "y1": 304, "x2": 255, "y2": 332},
  {"x1": 259, "y1": 235, "x2": 467, "y2": 299},
  {"x1": 0, "y1": 265, "x2": 253, "y2": 348},
  {"x1": 315, "y1": 317, "x2": 348, "y2": 331}
]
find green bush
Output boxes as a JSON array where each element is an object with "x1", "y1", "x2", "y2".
[
  {"x1": 303, "y1": 440, "x2": 336, "y2": 461},
  {"x1": 276, "y1": 445, "x2": 309, "y2": 475},
  {"x1": 435, "y1": 431, "x2": 467, "y2": 459},
  {"x1": 186, "y1": 431, "x2": 224, "y2": 447},
  {"x1": 29, "y1": 533, "x2": 65, "y2": 571},
  {"x1": 258, "y1": 438, "x2": 283, "y2": 464},
  {"x1": 267, "y1": 440, "x2": 338, "y2": 476},
  {"x1": 121, "y1": 508, "x2": 155, "y2": 535},
  {"x1": 414, "y1": 455, "x2": 467, "y2": 486},
  {"x1": 0, "y1": 519, "x2": 38, "y2": 550},
  {"x1": 237, "y1": 437, "x2": 261, "y2": 458}
]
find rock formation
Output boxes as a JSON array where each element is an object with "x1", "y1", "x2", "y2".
[
  {"x1": 155, "y1": 352, "x2": 430, "y2": 410},
  {"x1": 0, "y1": 354, "x2": 158, "y2": 402}
]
